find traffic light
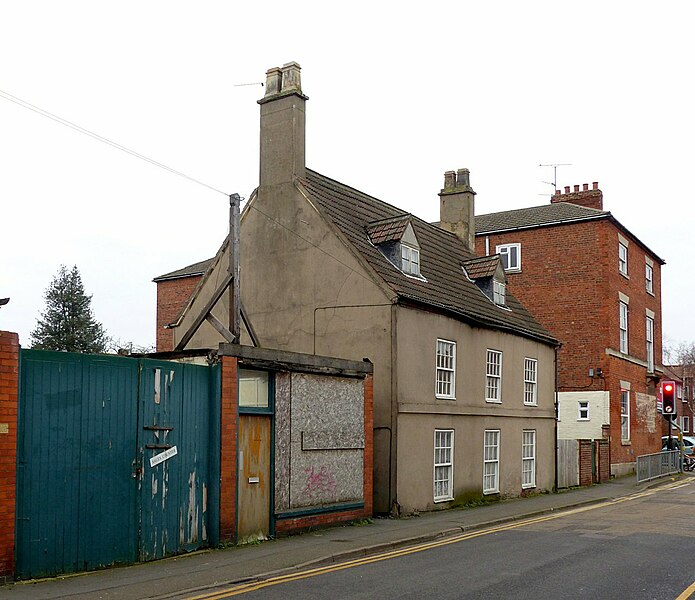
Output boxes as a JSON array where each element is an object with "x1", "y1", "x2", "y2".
[{"x1": 662, "y1": 381, "x2": 676, "y2": 417}]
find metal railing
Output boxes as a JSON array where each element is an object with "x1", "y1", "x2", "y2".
[{"x1": 636, "y1": 450, "x2": 681, "y2": 483}]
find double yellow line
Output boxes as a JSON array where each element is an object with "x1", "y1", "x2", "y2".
[{"x1": 186, "y1": 480, "x2": 692, "y2": 599}]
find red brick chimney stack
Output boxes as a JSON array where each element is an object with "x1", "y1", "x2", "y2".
[{"x1": 551, "y1": 181, "x2": 603, "y2": 210}]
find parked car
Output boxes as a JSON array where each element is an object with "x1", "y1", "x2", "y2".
[{"x1": 661, "y1": 435, "x2": 695, "y2": 455}]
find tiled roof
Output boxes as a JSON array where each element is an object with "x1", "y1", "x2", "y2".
[
  {"x1": 153, "y1": 258, "x2": 215, "y2": 282},
  {"x1": 475, "y1": 202, "x2": 608, "y2": 234},
  {"x1": 463, "y1": 255, "x2": 500, "y2": 280},
  {"x1": 366, "y1": 216, "x2": 410, "y2": 245},
  {"x1": 300, "y1": 170, "x2": 557, "y2": 345}
]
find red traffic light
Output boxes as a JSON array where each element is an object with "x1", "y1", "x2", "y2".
[{"x1": 662, "y1": 380, "x2": 676, "y2": 415}]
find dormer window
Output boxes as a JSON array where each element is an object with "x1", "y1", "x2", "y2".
[
  {"x1": 462, "y1": 255, "x2": 509, "y2": 309},
  {"x1": 401, "y1": 244, "x2": 420, "y2": 276},
  {"x1": 493, "y1": 280, "x2": 506, "y2": 306},
  {"x1": 367, "y1": 216, "x2": 424, "y2": 280}
]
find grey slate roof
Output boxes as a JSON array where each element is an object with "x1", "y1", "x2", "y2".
[
  {"x1": 153, "y1": 258, "x2": 215, "y2": 282},
  {"x1": 475, "y1": 202, "x2": 608, "y2": 234},
  {"x1": 300, "y1": 170, "x2": 557, "y2": 345}
]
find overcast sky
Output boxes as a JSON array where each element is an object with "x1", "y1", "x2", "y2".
[{"x1": 2, "y1": 1, "x2": 693, "y2": 353}]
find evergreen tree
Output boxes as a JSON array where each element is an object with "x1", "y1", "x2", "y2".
[{"x1": 30, "y1": 265, "x2": 108, "y2": 353}]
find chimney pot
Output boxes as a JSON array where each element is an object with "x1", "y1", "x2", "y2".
[
  {"x1": 574, "y1": 184, "x2": 580, "y2": 192},
  {"x1": 264, "y1": 67, "x2": 282, "y2": 97},
  {"x1": 456, "y1": 168, "x2": 471, "y2": 189},
  {"x1": 564, "y1": 186, "x2": 570, "y2": 194},
  {"x1": 443, "y1": 171, "x2": 456, "y2": 190},
  {"x1": 593, "y1": 181, "x2": 599, "y2": 190},
  {"x1": 280, "y1": 61, "x2": 302, "y2": 94},
  {"x1": 583, "y1": 183, "x2": 589, "y2": 191}
]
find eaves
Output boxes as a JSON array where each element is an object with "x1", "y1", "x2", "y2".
[{"x1": 396, "y1": 294, "x2": 560, "y2": 348}]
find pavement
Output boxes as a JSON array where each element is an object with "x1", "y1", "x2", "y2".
[{"x1": 2, "y1": 473, "x2": 690, "y2": 600}]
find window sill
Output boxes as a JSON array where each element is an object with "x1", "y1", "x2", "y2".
[
  {"x1": 524, "y1": 402, "x2": 538, "y2": 407},
  {"x1": 436, "y1": 395, "x2": 456, "y2": 401},
  {"x1": 485, "y1": 399, "x2": 502, "y2": 404},
  {"x1": 522, "y1": 484, "x2": 536, "y2": 490},
  {"x1": 619, "y1": 271, "x2": 630, "y2": 280},
  {"x1": 434, "y1": 496, "x2": 453, "y2": 503},
  {"x1": 483, "y1": 489, "x2": 500, "y2": 496},
  {"x1": 621, "y1": 440, "x2": 631, "y2": 446},
  {"x1": 577, "y1": 418, "x2": 590, "y2": 421},
  {"x1": 646, "y1": 289, "x2": 655, "y2": 297}
]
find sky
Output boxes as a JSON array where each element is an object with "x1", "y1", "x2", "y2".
[{"x1": 1, "y1": 1, "x2": 693, "y2": 352}]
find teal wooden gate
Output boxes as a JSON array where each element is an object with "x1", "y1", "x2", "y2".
[{"x1": 15, "y1": 350, "x2": 219, "y2": 579}]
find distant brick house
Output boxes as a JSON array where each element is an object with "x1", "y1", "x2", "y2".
[
  {"x1": 662, "y1": 364, "x2": 694, "y2": 438},
  {"x1": 154, "y1": 259, "x2": 213, "y2": 352},
  {"x1": 475, "y1": 184, "x2": 666, "y2": 476}
]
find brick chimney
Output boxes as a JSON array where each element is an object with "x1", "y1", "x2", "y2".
[
  {"x1": 551, "y1": 181, "x2": 603, "y2": 210},
  {"x1": 439, "y1": 168, "x2": 476, "y2": 252},
  {"x1": 258, "y1": 62, "x2": 308, "y2": 189}
]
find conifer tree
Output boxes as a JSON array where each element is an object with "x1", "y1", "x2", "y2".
[{"x1": 30, "y1": 265, "x2": 108, "y2": 353}]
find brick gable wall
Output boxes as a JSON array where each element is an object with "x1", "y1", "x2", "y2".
[{"x1": 155, "y1": 275, "x2": 202, "y2": 352}]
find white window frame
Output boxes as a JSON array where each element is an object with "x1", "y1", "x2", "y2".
[
  {"x1": 493, "y1": 280, "x2": 506, "y2": 306},
  {"x1": 682, "y1": 416, "x2": 690, "y2": 433},
  {"x1": 434, "y1": 429, "x2": 454, "y2": 502},
  {"x1": 621, "y1": 389, "x2": 630, "y2": 441},
  {"x1": 618, "y1": 242, "x2": 628, "y2": 275},
  {"x1": 578, "y1": 400, "x2": 590, "y2": 420},
  {"x1": 486, "y1": 349, "x2": 503, "y2": 403},
  {"x1": 496, "y1": 243, "x2": 521, "y2": 272},
  {"x1": 524, "y1": 358, "x2": 538, "y2": 406},
  {"x1": 646, "y1": 316, "x2": 654, "y2": 372},
  {"x1": 435, "y1": 339, "x2": 456, "y2": 399},
  {"x1": 483, "y1": 429, "x2": 500, "y2": 494},
  {"x1": 645, "y1": 263, "x2": 654, "y2": 294},
  {"x1": 401, "y1": 243, "x2": 420, "y2": 277},
  {"x1": 522, "y1": 430, "x2": 536, "y2": 489},
  {"x1": 619, "y1": 302, "x2": 629, "y2": 354}
]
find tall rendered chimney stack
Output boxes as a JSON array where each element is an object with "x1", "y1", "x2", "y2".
[
  {"x1": 258, "y1": 62, "x2": 308, "y2": 190},
  {"x1": 438, "y1": 168, "x2": 477, "y2": 253}
]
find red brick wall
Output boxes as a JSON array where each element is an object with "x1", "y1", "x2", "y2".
[
  {"x1": 219, "y1": 356, "x2": 238, "y2": 542},
  {"x1": 475, "y1": 220, "x2": 606, "y2": 392},
  {"x1": 579, "y1": 439, "x2": 593, "y2": 486},
  {"x1": 155, "y1": 275, "x2": 202, "y2": 351},
  {"x1": 275, "y1": 508, "x2": 369, "y2": 535},
  {"x1": 0, "y1": 331, "x2": 18, "y2": 580},
  {"x1": 597, "y1": 440, "x2": 610, "y2": 483},
  {"x1": 363, "y1": 374, "x2": 374, "y2": 516}
]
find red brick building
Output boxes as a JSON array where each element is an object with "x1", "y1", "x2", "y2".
[
  {"x1": 153, "y1": 258, "x2": 213, "y2": 351},
  {"x1": 475, "y1": 183, "x2": 666, "y2": 476}
]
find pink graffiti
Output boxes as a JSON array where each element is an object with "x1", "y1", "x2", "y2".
[{"x1": 304, "y1": 466, "x2": 337, "y2": 498}]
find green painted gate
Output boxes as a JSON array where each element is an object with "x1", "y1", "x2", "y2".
[{"x1": 15, "y1": 350, "x2": 220, "y2": 579}]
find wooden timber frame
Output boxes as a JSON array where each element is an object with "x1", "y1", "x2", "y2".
[{"x1": 174, "y1": 194, "x2": 260, "y2": 351}]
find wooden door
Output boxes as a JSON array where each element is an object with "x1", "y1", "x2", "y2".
[{"x1": 237, "y1": 415, "x2": 271, "y2": 542}]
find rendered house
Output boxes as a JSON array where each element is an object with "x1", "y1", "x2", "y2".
[
  {"x1": 475, "y1": 185, "x2": 665, "y2": 476},
  {"x1": 158, "y1": 62, "x2": 559, "y2": 514}
]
